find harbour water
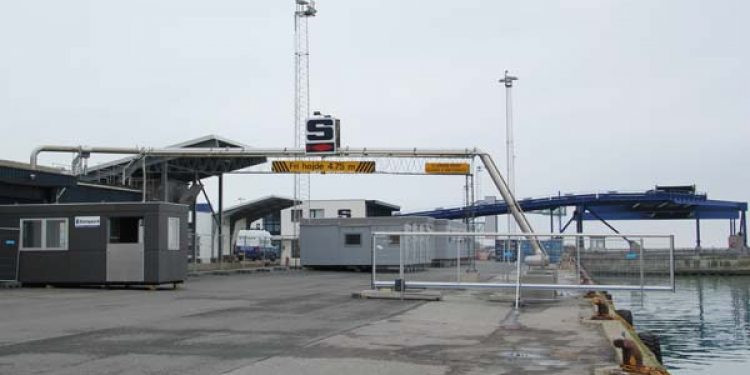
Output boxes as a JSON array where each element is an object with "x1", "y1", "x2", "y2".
[{"x1": 611, "y1": 276, "x2": 750, "y2": 375}]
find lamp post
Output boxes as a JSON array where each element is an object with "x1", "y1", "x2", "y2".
[{"x1": 499, "y1": 70, "x2": 518, "y2": 236}]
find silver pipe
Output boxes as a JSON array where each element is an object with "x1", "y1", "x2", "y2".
[
  {"x1": 30, "y1": 146, "x2": 482, "y2": 168},
  {"x1": 373, "y1": 280, "x2": 674, "y2": 292},
  {"x1": 477, "y1": 153, "x2": 545, "y2": 258}
]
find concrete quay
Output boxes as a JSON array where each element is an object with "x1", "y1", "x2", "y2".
[
  {"x1": 581, "y1": 249, "x2": 750, "y2": 276},
  {"x1": 1, "y1": 269, "x2": 625, "y2": 375}
]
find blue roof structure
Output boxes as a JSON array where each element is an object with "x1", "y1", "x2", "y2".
[
  {"x1": 403, "y1": 187, "x2": 748, "y2": 248},
  {"x1": 405, "y1": 190, "x2": 746, "y2": 221}
]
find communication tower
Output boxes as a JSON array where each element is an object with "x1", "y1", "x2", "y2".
[{"x1": 292, "y1": 0, "x2": 317, "y2": 258}]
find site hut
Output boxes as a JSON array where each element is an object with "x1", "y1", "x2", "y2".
[
  {"x1": 299, "y1": 216, "x2": 441, "y2": 271},
  {"x1": 1, "y1": 158, "x2": 144, "y2": 283},
  {"x1": 0, "y1": 202, "x2": 187, "y2": 287},
  {"x1": 279, "y1": 199, "x2": 400, "y2": 266}
]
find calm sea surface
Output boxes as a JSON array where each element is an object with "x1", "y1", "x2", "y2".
[{"x1": 611, "y1": 276, "x2": 750, "y2": 375}]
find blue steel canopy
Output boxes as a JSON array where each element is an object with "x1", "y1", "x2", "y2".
[{"x1": 404, "y1": 190, "x2": 747, "y2": 221}]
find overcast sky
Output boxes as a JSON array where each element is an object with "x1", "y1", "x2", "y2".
[{"x1": 1, "y1": 0, "x2": 747, "y2": 247}]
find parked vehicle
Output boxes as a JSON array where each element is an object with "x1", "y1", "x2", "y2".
[{"x1": 235, "y1": 230, "x2": 278, "y2": 262}]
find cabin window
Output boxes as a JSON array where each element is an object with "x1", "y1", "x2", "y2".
[
  {"x1": 310, "y1": 209, "x2": 325, "y2": 219},
  {"x1": 337, "y1": 209, "x2": 351, "y2": 218},
  {"x1": 20, "y1": 218, "x2": 68, "y2": 250},
  {"x1": 345, "y1": 233, "x2": 362, "y2": 246},
  {"x1": 291, "y1": 209, "x2": 303, "y2": 223},
  {"x1": 45, "y1": 219, "x2": 67, "y2": 248},
  {"x1": 388, "y1": 235, "x2": 400, "y2": 246},
  {"x1": 168, "y1": 217, "x2": 180, "y2": 250},
  {"x1": 109, "y1": 217, "x2": 142, "y2": 244}
]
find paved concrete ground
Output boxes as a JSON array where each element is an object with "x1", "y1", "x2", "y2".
[{"x1": 1, "y1": 267, "x2": 615, "y2": 375}]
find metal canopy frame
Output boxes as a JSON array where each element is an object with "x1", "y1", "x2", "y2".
[
  {"x1": 30, "y1": 145, "x2": 546, "y2": 258},
  {"x1": 407, "y1": 190, "x2": 748, "y2": 248}
]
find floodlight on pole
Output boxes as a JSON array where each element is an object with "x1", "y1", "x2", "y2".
[{"x1": 498, "y1": 70, "x2": 518, "y2": 235}]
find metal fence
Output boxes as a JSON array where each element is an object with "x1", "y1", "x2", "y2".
[{"x1": 371, "y1": 232, "x2": 675, "y2": 307}]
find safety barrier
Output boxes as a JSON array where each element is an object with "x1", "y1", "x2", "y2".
[{"x1": 371, "y1": 232, "x2": 675, "y2": 308}]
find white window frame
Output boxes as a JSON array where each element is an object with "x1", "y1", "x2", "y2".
[
  {"x1": 167, "y1": 217, "x2": 180, "y2": 251},
  {"x1": 19, "y1": 218, "x2": 69, "y2": 251}
]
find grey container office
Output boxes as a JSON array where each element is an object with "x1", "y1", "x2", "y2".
[
  {"x1": 432, "y1": 219, "x2": 471, "y2": 266},
  {"x1": 299, "y1": 216, "x2": 437, "y2": 269},
  {"x1": 0, "y1": 202, "x2": 188, "y2": 286}
]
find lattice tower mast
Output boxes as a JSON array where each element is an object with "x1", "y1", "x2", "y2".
[{"x1": 293, "y1": 1, "x2": 316, "y2": 225}]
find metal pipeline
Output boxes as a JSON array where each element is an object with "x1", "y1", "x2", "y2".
[
  {"x1": 30, "y1": 145, "x2": 543, "y2": 256},
  {"x1": 30, "y1": 146, "x2": 483, "y2": 168},
  {"x1": 477, "y1": 153, "x2": 546, "y2": 260}
]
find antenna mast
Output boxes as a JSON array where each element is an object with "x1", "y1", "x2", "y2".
[{"x1": 293, "y1": 0, "x2": 316, "y2": 260}]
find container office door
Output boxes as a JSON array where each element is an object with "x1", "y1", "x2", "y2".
[
  {"x1": 0, "y1": 228, "x2": 19, "y2": 281},
  {"x1": 106, "y1": 217, "x2": 144, "y2": 283}
]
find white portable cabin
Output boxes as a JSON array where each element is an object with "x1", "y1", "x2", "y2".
[{"x1": 299, "y1": 216, "x2": 436, "y2": 269}]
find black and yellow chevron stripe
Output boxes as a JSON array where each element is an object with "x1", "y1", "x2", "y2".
[{"x1": 272, "y1": 160, "x2": 375, "y2": 174}]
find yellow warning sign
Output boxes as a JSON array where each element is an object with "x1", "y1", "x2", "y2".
[
  {"x1": 424, "y1": 162, "x2": 470, "y2": 175},
  {"x1": 272, "y1": 160, "x2": 376, "y2": 174}
]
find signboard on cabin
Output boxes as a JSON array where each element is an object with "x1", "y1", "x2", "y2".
[{"x1": 74, "y1": 216, "x2": 101, "y2": 228}]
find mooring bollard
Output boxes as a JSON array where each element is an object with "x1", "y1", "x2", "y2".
[
  {"x1": 590, "y1": 296, "x2": 613, "y2": 320},
  {"x1": 614, "y1": 337, "x2": 644, "y2": 367}
]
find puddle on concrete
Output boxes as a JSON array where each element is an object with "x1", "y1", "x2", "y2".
[{"x1": 497, "y1": 350, "x2": 568, "y2": 367}]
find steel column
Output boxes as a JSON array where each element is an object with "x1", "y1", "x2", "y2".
[
  {"x1": 141, "y1": 157, "x2": 147, "y2": 202},
  {"x1": 192, "y1": 174, "x2": 198, "y2": 265},
  {"x1": 696, "y1": 214, "x2": 701, "y2": 249},
  {"x1": 550, "y1": 211, "x2": 554, "y2": 233},
  {"x1": 576, "y1": 205, "x2": 584, "y2": 248},
  {"x1": 742, "y1": 210, "x2": 747, "y2": 247},
  {"x1": 371, "y1": 233, "x2": 376, "y2": 289},
  {"x1": 191, "y1": 202, "x2": 197, "y2": 266},
  {"x1": 218, "y1": 174, "x2": 224, "y2": 263},
  {"x1": 557, "y1": 191, "x2": 562, "y2": 233},
  {"x1": 575, "y1": 206, "x2": 584, "y2": 234},
  {"x1": 161, "y1": 160, "x2": 168, "y2": 202}
]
